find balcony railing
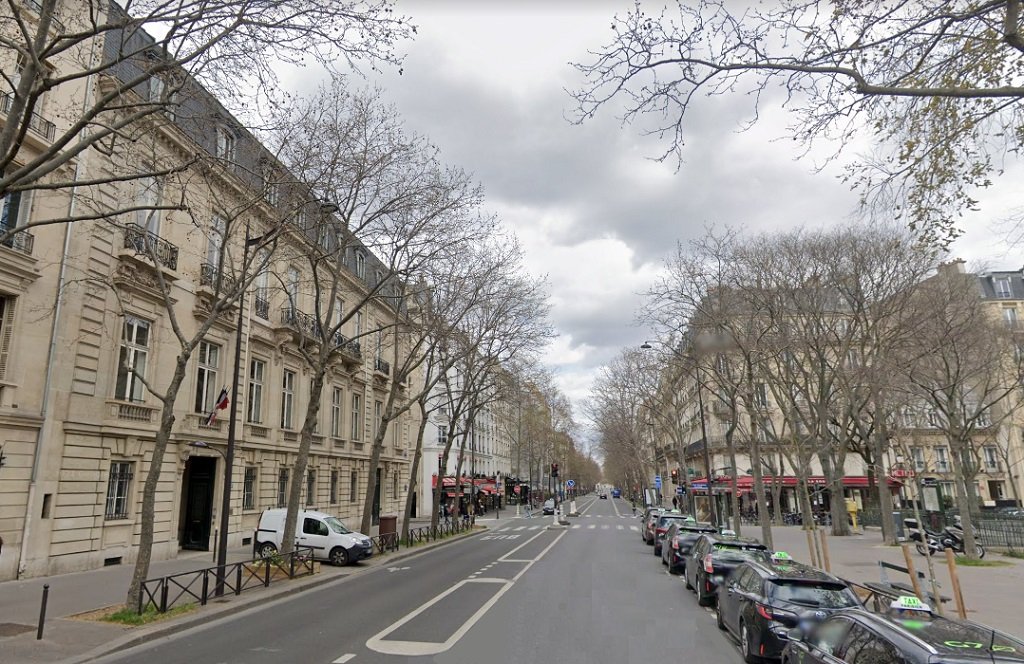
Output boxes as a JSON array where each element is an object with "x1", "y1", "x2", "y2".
[
  {"x1": 254, "y1": 295, "x2": 269, "y2": 320},
  {"x1": 281, "y1": 306, "x2": 322, "y2": 339},
  {"x1": 333, "y1": 331, "x2": 361, "y2": 357},
  {"x1": 374, "y1": 357, "x2": 390, "y2": 375},
  {"x1": 0, "y1": 92, "x2": 56, "y2": 141},
  {"x1": 199, "y1": 262, "x2": 235, "y2": 291},
  {"x1": 124, "y1": 225, "x2": 179, "y2": 271},
  {"x1": 0, "y1": 228, "x2": 34, "y2": 255}
]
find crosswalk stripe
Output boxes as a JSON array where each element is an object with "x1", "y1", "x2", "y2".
[
  {"x1": 514, "y1": 526, "x2": 526, "y2": 531},
  {"x1": 617, "y1": 525, "x2": 624, "y2": 530},
  {"x1": 601, "y1": 524, "x2": 609, "y2": 530},
  {"x1": 497, "y1": 528, "x2": 510, "y2": 532},
  {"x1": 629, "y1": 525, "x2": 639, "y2": 532},
  {"x1": 572, "y1": 524, "x2": 581, "y2": 529},
  {"x1": 588, "y1": 524, "x2": 596, "y2": 529},
  {"x1": 529, "y1": 526, "x2": 540, "y2": 531}
]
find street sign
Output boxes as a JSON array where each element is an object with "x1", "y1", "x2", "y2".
[
  {"x1": 513, "y1": 485, "x2": 521, "y2": 494},
  {"x1": 566, "y1": 479, "x2": 576, "y2": 488},
  {"x1": 654, "y1": 475, "x2": 662, "y2": 489}
]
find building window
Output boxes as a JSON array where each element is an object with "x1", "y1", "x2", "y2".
[
  {"x1": 333, "y1": 297, "x2": 344, "y2": 328},
  {"x1": 207, "y1": 214, "x2": 225, "y2": 268},
  {"x1": 374, "y1": 400, "x2": 383, "y2": 439},
  {"x1": 354, "y1": 311, "x2": 362, "y2": 338},
  {"x1": 984, "y1": 446, "x2": 999, "y2": 472},
  {"x1": 331, "y1": 387, "x2": 343, "y2": 438},
  {"x1": 351, "y1": 393, "x2": 362, "y2": 440},
  {"x1": 330, "y1": 470, "x2": 338, "y2": 504},
  {"x1": 995, "y1": 277, "x2": 1012, "y2": 298},
  {"x1": 277, "y1": 468, "x2": 289, "y2": 507},
  {"x1": 392, "y1": 470, "x2": 399, "y2": 499},
  {"x1": 1, "y1": 181, "x2": 32, "y2": 232},
  {"x1": 247, "y1": 358, "x2": 265, "y2": 424},
  {"x1": 265, "y1": 182, "x2": 279, "y2": 206},
  {"x1": 911, "y1": 447, "x2": 926, "y2": 472},
  {"x1": 935, "y1": 447, "x2": 950, "y2": 472},
  {"x1": 215, "y1": 125, "x2": 236, "y2": 161},
  {"x1": 243, "y1": 467, "x2": 256, "y2": 510},
  {"x1": 355, "y1": 251, "x2": 366, "y2": 279},
  {"x1": 0, "y1": 297, "x2": 15, "y2": 380},
  {"x1": 437, "y1": 425, "x2": 447, "y2": 445},
  {"x1": 285, "y1": 266, "x2": 299, "y2": 312},
  {"x1": 349, "y1": 470, "x2": 358, "y2": 502},
  {"x1": 194, "y1": 340, "x2": 220, "y2": 414},
  {"x1": 115, "y1": 316, "x2": 150, "y2": 402},
  {"x1": 306, "y1": 469, "x2": 315, "y2": 505},
  {"x1": 375, "y1": 329, "x2": 383, "y2": 360},
  {"x1": 134, "y1": 175, "x2": 162, "y2": 234},
  {"x1": 105, "y1": 461, "x2": 134, "y2": 520},
  {"x1": 753, "y1": 383, "x2": 768, "y2": 409},
  {"x1": 1004, "y1": 307, "x2": 1018, "y2": 329},
  {"x1": 281, "y1": 369, "x2": 296, "y2": 429}
]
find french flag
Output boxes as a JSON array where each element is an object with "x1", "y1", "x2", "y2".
[{"x1": 205, "y1": 388, "x2": 229, "y2": 425}]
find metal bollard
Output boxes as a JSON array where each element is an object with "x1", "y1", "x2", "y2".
[{"x1": 36, "y1": 584, "x2": 49, "y2": 640}]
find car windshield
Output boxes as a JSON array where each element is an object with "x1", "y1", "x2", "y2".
[
  {"x1": 769, "y1": 581, "x2": 860, "y2": 608},
  {"x1": 324, "y1": 517, "x2": 351, "y2": 534},
  {"x1": 712, "y1": 546, "x2": 768, "y2": 563},
  {"x1": 657, "y1": 516, "x2": 686, "y2": 527}
]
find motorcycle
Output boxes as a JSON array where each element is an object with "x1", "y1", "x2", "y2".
[{"x1": 904, "y1": 518, "x2": 985, "y2": 558}]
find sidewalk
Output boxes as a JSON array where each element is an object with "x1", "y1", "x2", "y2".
[
  {"x1": 767, "y1": 525, "x2": 1024, "y2": 634},
  {"x1": 0, "y1": 528, "x2": 485, "y2": 664}
]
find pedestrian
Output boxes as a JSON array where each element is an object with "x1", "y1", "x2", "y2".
[
  {"x1": 672, "y1": 496, "x2": 678, "y2": 509},
  {"x1": 525, "y1": 500, "x2": 533, "y2": 518}
]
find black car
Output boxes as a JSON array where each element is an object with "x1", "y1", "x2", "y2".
[
  {"x1": 783, "y1": 599, "x2": 1024, "y2": 664},
  {"x1": 652, "y1": 513, "x2": 692, "y2": 557},
  {"x1": 661, "y1": 521, "x2": 717, "y2": 573},
  {"x1": 716, "y1": 557, "x2": 861, "y2": 663},
  {"x1": 685, "y1": 534, "x2": 769, "y2": 606}
]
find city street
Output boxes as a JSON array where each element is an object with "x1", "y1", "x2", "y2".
[{"x1": 93, "y1": 496, "x2": 741, "y2": 664}]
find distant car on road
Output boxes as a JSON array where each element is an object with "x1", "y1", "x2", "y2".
[
  {"x1": 542, "y1": 499, "x2": 556, "y2": 515},
  {"x1": 599, "y1": 493, "x2": 608, "y2": 499},
  {"x1": 685, "y1": 534, "x2": 769, "y2": 606},
  {"x1": 611, "y1": 488, "x2": 622, "y2": 498},
  {"x1": 782, "y1": 597, "x2": 1024, "y2": 664},
  {"x1": 717, "y1": 555, "x2": 860, "y2": 662}
]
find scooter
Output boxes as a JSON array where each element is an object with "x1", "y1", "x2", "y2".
[{"x1": 905, "y1": 518, "x2": 986, "y2": 558}]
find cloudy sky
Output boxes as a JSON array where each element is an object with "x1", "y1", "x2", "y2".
[{"x1": 356, "y1": 1, "x2": 1021, "y2": 419}]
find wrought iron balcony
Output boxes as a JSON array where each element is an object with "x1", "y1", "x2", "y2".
[
  {"x1": 0, "y1": 228, "x2": 34, "y2": 255},
  {"x1": 123, "y1": 225, "x2": 179, "y2": 270},
  {"x1": 254, "y1": 295, "x2": 269, "y2": 320},
  {"x1": 281, "y1": 306, "x2": 322, "y2": 339},
  {"x1": 333, "y1": 331, "x2": 362, "y2": 357},
  {"x1": 374, "y1": 357, "x2": 390, "y2": 375},
  {"x1": 199, "y1": 262, "x2": 235, "y2": 290},
  {"x1": 0, "y1": 93, "x2": 56, "y2": 141}
]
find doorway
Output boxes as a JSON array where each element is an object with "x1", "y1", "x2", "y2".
[
  {"x1": 372, "y1": 468, "x2": 382, "y2": 526},
  {"x1": 180, "y1": 456, "x2": 216, "y2": 550}
]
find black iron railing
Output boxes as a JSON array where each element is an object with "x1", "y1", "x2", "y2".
[
  {"x1": 332, "y1": 331, "x2": 361, "y2": 356},
  {"x1": 124, "y1": 225, "x2": 179, "y2": 270},
  {"x1": 254, "y1": 295, "x2": 269, "y2": 320},
  {"x1": 138, "y1": 546, "x2": 315, "y2": 614},
  {"x1": 0, "y1": 93, "x2": 56, "y2": 141},
  {"x1": 374, "y1": 357, "x2": 390, "y2": 375},
  {"x1": 0, "y1": 228, "x2": 34, "y2": 255},
  {"x1": 199, "y1": 262, "x2": 236, "y2": 290}
]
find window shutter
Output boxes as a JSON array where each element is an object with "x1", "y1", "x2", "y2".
[{"x1": 0, "y1": 298, "x2": 15, "y2": 380}]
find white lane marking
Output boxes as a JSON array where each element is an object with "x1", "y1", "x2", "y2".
[
  {"x1": 588, "y1": 524, "x2": 596, "y2": 529},
  {"x1": 333, "y1": 655, "x2": 356, "y2": 663},
  {"x1": 630, "y1": 525, "x2": 639, "y2": 532},
  {"x1": 616, "y1": 525, "x2": 624, "y2": 530},
  {"x1": 611, "y1": 495, "x2": 621, "y2": 517},
  {"x1": 498, "y1": 529, "x2": 549, "y2": 562},
  {"x1": 497, "y1": 528, "x2": 510, "y2": 532},
  {"x1": 514, "y1": 526, "x2": 526, "y2": 531},
  {"x1": 529, "y1": 526, "x2": 541, "y2": 531},
  {"x1": 367, "y1": 533, "x2": 567, "y2": 656},
  {"x1": 571, "y1": 524, "x2": 581, "y2": 529},
  {"x1": 601, "y1": 525, "x2": 609, "y2": 530}
]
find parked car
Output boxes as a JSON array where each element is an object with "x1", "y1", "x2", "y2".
[
  {"x1": 652, "y1": 513, "x2": 691, "y2": 557},
  {"x1": 661, "y1": 521, "x2": 717, "y2": 573},
  {"x1": 782, "y1": 596, "x2": 1024, "y2": 664},
  {"x1": 716, "y1": 555, "x2": 861, "y2": 663},
  {"x1": 542, "y1": 499, "x2": 556, "y2": 515},
  {"x1": 253, "y1": 508, "x2": 372, "y2": 566},
  {"x1": 685, "y1": 534, "x2": 769, "y2": 606},
  {"x1": 641, "y1": 507, "x2": 664, "y2": 544}
]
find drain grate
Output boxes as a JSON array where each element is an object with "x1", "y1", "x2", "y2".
[{"x1": 0, "y1": 623, "x2": 35, "y2": 638}]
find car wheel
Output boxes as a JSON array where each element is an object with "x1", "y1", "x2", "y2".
[
  {"x1": 715, "y1": 604, "x2": 726, "y2": 630},
  {"x1": 257, "y1": 542, "x2": 277, "y2": 558},
  {"x1": 741, "y1": 621, "x2": 759, "y2": 664},
  {"x1": 329, "y1": 546, "x2": 350, "y2": 566},
  {"x1": 696, "y1": 575, "x2": 708, "y2": 606}
]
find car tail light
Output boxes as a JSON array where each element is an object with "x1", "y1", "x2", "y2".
[
  {"x1": 756, "y1": 603, "x2": 773, "y2": 620},
  {"x1": 703, "y1": 554, "x2": 714, "y2": 573}
]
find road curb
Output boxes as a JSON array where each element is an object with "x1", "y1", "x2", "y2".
[{"x1": 65, "y1": 527, "x2": 487, "y2": 663}]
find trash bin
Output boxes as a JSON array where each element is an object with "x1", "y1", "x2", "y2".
[
  {"x1": 892, "y1": 511, "x2": 905, "y2": 539},
  {"x1": 379, "y1": 515, "x2": 398, "y2": 550}
]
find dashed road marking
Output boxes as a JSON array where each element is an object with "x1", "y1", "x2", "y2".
[
  {"x1": 616, "y1": 525, "x2": 623, "y2": 530},
  {"x1": 588, "y1": 524, "x2": 596, "y2": 529},
  {"x1": 601, "y1": 524, "x2": 609, "y2": 530},
  {"x1": 514, "y1": 526, "x2": 526, "y2": 531},
  {"x1": 333, "y1": 655, "x2": 356, "y2": 663},
  {"x1": 630, "y1": 526, "x2": 639, "y2": 532}
]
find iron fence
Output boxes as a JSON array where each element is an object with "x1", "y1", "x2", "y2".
[
  {"x1": 858, "y1": 509, "x2": 1024, "y2": 548},
  {"x1": 138, "y1": 546, "x2": 315, "y2": 614}
]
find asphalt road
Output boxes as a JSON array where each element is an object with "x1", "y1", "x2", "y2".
[{"x1": 95, "y1": 497, "x2": 744, "y2": 664}]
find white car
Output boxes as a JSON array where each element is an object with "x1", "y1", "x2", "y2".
[{"x1": 253, "y1": 508, "x2": 373, "y2": 566}]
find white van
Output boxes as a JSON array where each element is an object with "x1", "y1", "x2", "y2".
[{"x1": 253, "y1": 509, "x2": 373, "y2": 566}]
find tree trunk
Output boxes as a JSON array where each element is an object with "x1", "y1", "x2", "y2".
[
  {"x1": 359, "y1": 407, "x2": 393, "y2": 534},
  {"x1": 282, "y1": 370, "x2": 326, "y2": 554},
  {"x1": 824, "y1": 451, "x2": 852, "y2": 536},
  {"x1": 402, "y1": 404, "x2": 429, "y2": 541},
  {"x1": 725, "y1": 429, "x2": 742, "y2": 535},
  {"x1": 950, "y1": 441, "x2": 981, "y2": 559},
  {"x1": 125, "y1": 358, "x2": 187, "y2": 612},
  {"x1": 871, "y1": 386, "x2": 897, "y2": 545}
]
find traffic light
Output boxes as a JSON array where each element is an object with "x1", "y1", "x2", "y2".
[
  {"x1": 551, "y1": 463, "x2": 559, "y2": 477},
  {"x1": 670, "y1": 468, "x2": 679, "y2": 484}
]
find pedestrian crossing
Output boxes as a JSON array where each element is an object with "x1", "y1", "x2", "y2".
[{"x1": 492, "y1": 522, "x2": 642, "y2": 533}]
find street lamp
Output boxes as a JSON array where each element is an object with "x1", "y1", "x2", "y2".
[{"x1": 640, "y1": 340, "x2": 718, "y2": 527}]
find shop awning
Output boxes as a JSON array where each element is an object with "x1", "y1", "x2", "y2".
[{"x1": 689, "y1": 475, "x2": 901, "y2": 492}]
